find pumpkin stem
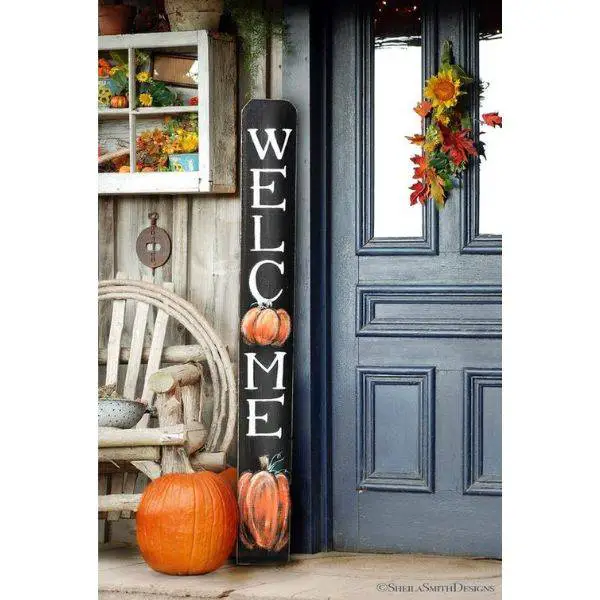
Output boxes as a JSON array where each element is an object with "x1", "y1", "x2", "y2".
[
  {"x1": 257, "y1": 300, "x2": 273, "y2": 309},
  {"x1": 259, "y1": 455, "x2": 270, "y2": 470}
]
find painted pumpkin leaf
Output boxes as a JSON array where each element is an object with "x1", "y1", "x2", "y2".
[{"x1": 481, "y1": 112, "x2": 502, "y2": 128}]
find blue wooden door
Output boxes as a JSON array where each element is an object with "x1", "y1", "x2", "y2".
[{"x1": 329, "y1": 0, "x2": 502, "y2": 557}]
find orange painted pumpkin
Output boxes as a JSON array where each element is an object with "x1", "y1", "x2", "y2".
[
  {"x1": 118, "y1": 165, "x2": 131, "y2": 173},
  {"x1": 136, "y1": 472, "x2": 238, "y2": 575},
  {"x1": 219, "y1": 466, "x2": 237, "y2": 494},
  {"x1": 110, "y1": 95, "x2": 128, "y2": 108},
  {"x1": 238, "y1": 455, "x2": 290, "y2": 551},
  {"x1": 241, "y1": 306, "x2": 291, "y2": 346}
]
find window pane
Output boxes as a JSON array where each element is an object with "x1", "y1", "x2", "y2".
[
  {"x1": 478, "y1": 0, "x2": 503, "y2": 235},
  {"x1": 373, "y1": 1, "x2": 423, "y2": 238}
]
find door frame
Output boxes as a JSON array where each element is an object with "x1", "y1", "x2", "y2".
[{"x1": 282, "y1": 0, "x2": 332, "y2": 554}]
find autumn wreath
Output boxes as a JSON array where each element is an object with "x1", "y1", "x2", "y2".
[{"x1": 408, "y1": 41, "x2": 502, "y2": 208}]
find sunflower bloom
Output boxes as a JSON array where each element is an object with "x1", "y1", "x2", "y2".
[
  {"x1": 139, "y1": 93, "x2": 153, "y2": 107},
  {"x1": 136, "y1": 71, "x2": 151, "y2": 83},
  {"x1": 98, "y1": 85, "x2": 112, "y2": 106},
  {"x1": 424, "y1": 68, "x2": 461, "y2": 110}
]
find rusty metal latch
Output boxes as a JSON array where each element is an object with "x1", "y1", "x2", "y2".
[{"x1": 135, "y1": 212, "x2": 172, "y2": 273}]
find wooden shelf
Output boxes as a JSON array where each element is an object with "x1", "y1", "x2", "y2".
[
  {"x1": 133, "y1": 105, "x2": 198, "y2": 117},
  {"x1": 98, "y1": 30, "x2": 237, "y2": 195},
  {"x1": 98, "y1": 108, "x2": 129, "y2": 120},
  {"x1": 99, "y1": 172, "x2": 207, "y2": 194}
]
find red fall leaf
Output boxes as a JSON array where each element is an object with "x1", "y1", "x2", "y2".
[
  {"x1": 438, "y1": 123, "x2": 478, "y2": 166},
  {"x1": 410, "y1": 180, "x2": 429, "y2": 206},
  {"x1": 481, "y1": 112, "x2": 502, "y2": 128}
]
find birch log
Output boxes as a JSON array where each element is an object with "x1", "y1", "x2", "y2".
[
  {"x1": 98, "y1": 426, "x2": 186, "y2": 447},
  {"x1": 155, "y1": 391, "x2": 194, "y2": 474},
  {"x1": 99, "y1": 447, "x2": 160, "y2": 461},
  {"x1": 98, "y1": 494, "x2": 142, "y2": 513},
  {"x1": 149, "y1": 363, "x2": 202, "y2": 394},
  {"x1": 190, "y1": 451, "x2": 227, "y2": 472}
]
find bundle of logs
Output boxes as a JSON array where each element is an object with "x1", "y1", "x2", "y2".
[{"x1": 98, "y1": 362, "x2": 227, "y2": 514}]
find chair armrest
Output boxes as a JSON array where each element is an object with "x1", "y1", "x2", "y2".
[{"x1": 148, "y1": 363, "x2": 202, "y2": 394}]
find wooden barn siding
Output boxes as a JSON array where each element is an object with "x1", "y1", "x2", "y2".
[{"x1": 98, "y1": 36, "x2": 282, "y2": 545}]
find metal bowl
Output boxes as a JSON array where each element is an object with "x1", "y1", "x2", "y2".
[{"x1": 98, "y1": 398, "x2": 147, "y2": 429}]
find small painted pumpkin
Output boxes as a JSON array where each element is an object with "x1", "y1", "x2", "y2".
[
  {"x1": 136, "y1": 472, "x2": 238, "y2": 575},
  {"x1": 118, "y1": 165, "x2": 131, "y2": 173},
  {"x1": 241, "y1": 306, "x2": 291, "y2": 346},
  {"x1": 110, "y1": 94, "x2": 128, "y2": 108},
  {"x1": 238, "y1": 454, "x2": 290, "y2": 552}
]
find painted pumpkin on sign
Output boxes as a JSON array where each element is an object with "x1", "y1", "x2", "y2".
[
  {"x1": 238, "y1": 454, "x2": 290, "y2": 552},
  {"x1": 136, "y1": 472, "x2": 238, "y2": 575},
  {"x1": 241, "y1": 306, "x2": 291, "y2": 346}
]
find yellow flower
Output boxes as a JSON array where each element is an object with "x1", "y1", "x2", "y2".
[
  {"x1": 136, "y1": 71, "x2": 150, "y2": 83},
  {"x1": 434, "y1": 109, "x2": 451, "y2": 126},
  {"x1": 181, "y1": 132, "x2": 198, "y2": 153},
  {"x1": 109, "y1": 66, "x2": 120, "y2": 76},
  {"x1": 139, "y1": 93, "x2": 153, "y2": 107},
  {"x1": 98, "y1": 85, "x2": 112, "y2": 106},
  {"x1": 173, "y1": 163, "x2": 184, "y2": 172},
  {"x1": 424, "y1": 68, "x2": 461, "y2": 110}
]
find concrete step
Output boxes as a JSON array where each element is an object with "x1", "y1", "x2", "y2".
[{"x1": 99, "y1": 546, "x2": 501, "y2": 600}]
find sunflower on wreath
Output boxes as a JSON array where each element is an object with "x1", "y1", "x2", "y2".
[{"x1": 407, "y1": 41, "x2": 502, "y2": 208}]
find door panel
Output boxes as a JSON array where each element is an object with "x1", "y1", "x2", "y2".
[{"x1": 330, "y1": 0, "x2": 502, "y2": 557}]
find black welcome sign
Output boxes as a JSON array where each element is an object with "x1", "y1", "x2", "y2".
[{"x1": 237, "y1": 100, "x2": 297, "y2": 564}]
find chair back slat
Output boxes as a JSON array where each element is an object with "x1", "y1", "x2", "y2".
[
  {"x1": 141, "y1": 281, "x2": 174, "y2": 406},
  {"x1": 105, "y1": 272, "x2": 127, "y2": 388},
  {"x1": 122, "y1": 279, "x2": 152, "y2": 400}
]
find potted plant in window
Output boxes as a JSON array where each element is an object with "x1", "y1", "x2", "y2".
[
  {"x1": 99, "y1": 1, "x2": 136, "y2": 35},
  {"x1": 164, "y1": 114, "x2": 200, "y2": 171}
]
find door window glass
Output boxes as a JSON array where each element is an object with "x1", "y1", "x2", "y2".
[
  {"x1": 373, "y1": 1, "x2": 423, "y2": 238},
  {"x1": 478, "y1": 0, "x2": 503, "y2": 235}
]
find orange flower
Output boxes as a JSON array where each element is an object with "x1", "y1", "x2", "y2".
[
  {"x1": 414, "y1": 100, "x2": 433, "y2": 118},
  {"x1": 98, "y1": 58, "x2": 111, "y2": 77}
]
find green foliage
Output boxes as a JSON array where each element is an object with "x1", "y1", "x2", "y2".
[
  {"x1": 224, "y1": 0, "x2": 288, "y2": 93},
  {"x1": 110, "y1": 69, "x2": 128, "y2": 95},
  {"x1": 145, "y1": 80, "x2": 177, "y2": 107}
]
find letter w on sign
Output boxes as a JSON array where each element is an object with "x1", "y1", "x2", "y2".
[{"x1": 237, "y1": 100, "x2": 297, "y2": 564}]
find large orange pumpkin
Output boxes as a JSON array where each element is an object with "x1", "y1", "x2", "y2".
[
  {"x1": 238, "y1": 454, "x2": 290, "y2": 551},
  {"x1": 219, "y1": 466, "x2": 237, "y2": 494},
  {"x1": 136, "y1": 472, "x2": 238, "y2": 575},
  {"x1": 241, "y1": 306, "x2": 291, "y2": 346}
]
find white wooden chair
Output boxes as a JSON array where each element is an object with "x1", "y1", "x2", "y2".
[{"x1": 98, "y1": 275, "x2": 236, "y2": 522}]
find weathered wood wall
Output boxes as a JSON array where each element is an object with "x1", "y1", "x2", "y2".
[{"x1": 98, "y1": 34, "x2": 283, "y2": 545}]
